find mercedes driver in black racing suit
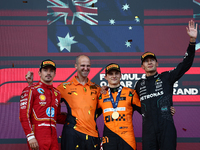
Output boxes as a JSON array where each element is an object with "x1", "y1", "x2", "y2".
[{"x1": 134, "y1": 20, "x2": 197, "y2": 150}]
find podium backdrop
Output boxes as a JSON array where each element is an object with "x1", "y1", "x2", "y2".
[{"x1": 0, "y1": 0, "x2": 200, "y2": 149}]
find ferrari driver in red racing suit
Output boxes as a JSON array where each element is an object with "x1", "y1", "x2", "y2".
[{"x1": 19, "y1": 59, "x2": 67, "y2": 150}]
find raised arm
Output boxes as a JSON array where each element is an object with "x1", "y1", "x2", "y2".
[{"x1": 167, "y1": 20, "x2": 198, "y2": 84}]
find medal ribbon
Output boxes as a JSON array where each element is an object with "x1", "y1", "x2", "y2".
[{"x1": 108, "y1": 86, "x2": 123, "y2": 109}]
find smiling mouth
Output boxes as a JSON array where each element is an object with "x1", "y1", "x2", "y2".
[{"x1": 111, "y1": 79, "x2": 117, "y2": 81}]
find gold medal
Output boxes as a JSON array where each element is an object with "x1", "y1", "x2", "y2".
[{"x1": 112, "y1": 111, "x2": 119, "y2": 119}]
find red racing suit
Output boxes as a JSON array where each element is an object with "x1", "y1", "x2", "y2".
[{"x1": 19, "y1": 81, "x2": 66, "y2": 150}]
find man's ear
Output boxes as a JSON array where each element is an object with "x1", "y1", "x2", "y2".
[
  {"x1": 156, "y1": 62, "x2": 159, "y2": 67},
  {"x1": 38, "y1": 70, "x2": 41, "y2": 77},
  {"x1": 104, "y1": 75, "x2": 107, "y2": 81},
  {"x1": 141, "y1": 64, "x2": 145, "y2": 70},
  {"x1": 75, "y1": 63, "x2": 77, "y2": 69}
]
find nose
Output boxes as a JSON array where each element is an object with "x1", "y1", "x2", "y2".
[
  {"x1": 84, "y1": 66, "x2": 88, "y2": 70},
  {"x1": 47, "y1": 69, "x2": 51, "y2": 74},
  {"x1": 148, "y1": 59, "x2": 152, "y2": 64},
  {"x1": 113, "y1": 73, "x2": 117, "y2": 77}
]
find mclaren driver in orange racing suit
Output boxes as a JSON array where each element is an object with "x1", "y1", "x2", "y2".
[{"x1": 98, "y1": 63, "x2": 141, "y2": 150}]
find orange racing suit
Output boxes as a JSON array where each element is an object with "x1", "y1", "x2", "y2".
[{"x1": 98, "y1": 86, "x2": 141, "y2": 150}]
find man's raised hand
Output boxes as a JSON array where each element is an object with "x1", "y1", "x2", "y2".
[
  {"x1": 25, "y1": 71, "x2": 34, "y2": 86},
  {"x1": 186, "y1": 20, "x2": 198, "y2": 42}
]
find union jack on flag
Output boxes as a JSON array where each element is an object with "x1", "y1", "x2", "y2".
[{"x1": 47, "y1": 0, "x2": 98, "y2": 25}]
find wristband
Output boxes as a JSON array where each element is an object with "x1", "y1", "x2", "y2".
[
  {"x1": 189, "y1": 42, "x2": 196, "y2": 45},
  {"x1": 27, "y1": 135, "x2": 35, "y2": 141}
]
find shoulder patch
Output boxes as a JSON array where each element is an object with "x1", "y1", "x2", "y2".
[
  {"x1": 99, "y1": 94, "x2": 102, "y2": 100},
  {"x1": 129, "y1": 91, "x2": 133, "y2": 97},
  {"x1": 63, "y1": 82, "x2": 71, "y2": 89}
]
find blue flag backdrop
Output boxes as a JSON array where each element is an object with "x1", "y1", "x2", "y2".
[{"x1": 47, "y1": 0, "x2": 144, "y2": 53}]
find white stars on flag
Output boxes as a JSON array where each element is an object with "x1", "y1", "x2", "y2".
[
  {"x1": 122, "y1": 3, "x2": 130, "y2": 11},
  {"x1": 57, "y1": 33, "x2": 77, "y2": 52},
  {"x1": 109, "y1": 19, "x2": 115, "y2": 25},
  {"x1": 125, "y1": 41, "x2": 131, "y2": 48}
]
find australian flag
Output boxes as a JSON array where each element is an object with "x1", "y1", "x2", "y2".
[{"x1": 47, "y1": 0, "x2": 144, "y2": 53}]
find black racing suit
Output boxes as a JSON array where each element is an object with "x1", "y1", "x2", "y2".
[{"x1": 134, "y1": 43, "x2": 195, "y2": 150}]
